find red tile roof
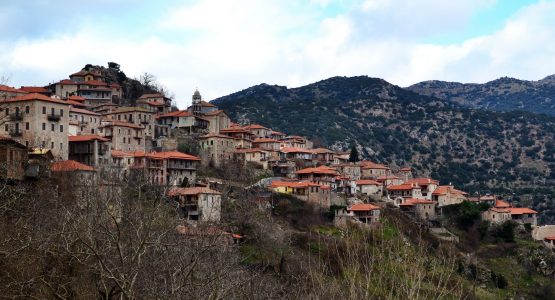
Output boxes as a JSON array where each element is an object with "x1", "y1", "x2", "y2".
[
  {"x1": 68, "y1": 135, "x2": 109, "y2": 142},
  {"x1": 399, "y1": 198, "x2": 436, "y2": 206},
  {"x1": 157, "y1": 110, "x2": 193, "y2": 118},
  {"x1": 148, "y1": 151, "x2": 201, "y2": 161},
  {"x1": 494, "y1": 199, "x2": 511, "y2": 208},
  {"x1": 270, "y1": 131, "x2": 286, "y2": 136},
  {"x1": 83, "y1": 80, "x2": 108, "y2": 86},
  {"x1": 243, "y1": 124, "x2": 268, "y2": 130},
  {"x1": 2, "y1": 93, "x2": 68, "y2": 105},
  {"x1": 296, "y1": 166, "x2": 338, "y2": 175},
  {"x1": 348, "y1": 203, "x2": 380, "y2": 211},
  {"x1": 432, "y1": 185, "x2": 467, "y2": 196},
  {"x1": 388, "y1": 183, "x2": 419, "y2": 191},
  {"x1": 19, "y1": 86, "x2": 49, "y2": 93},
  {"x1": 68, "y1": 100, "x2": 89, "y2": 107},
  {"x1": 58, "y1": 79, "x2": 78, "y2": 85},
  {"x1": 400, "y1": 167, "x2": 412, "y2": 172},
  {"x1": 280, "y1": 147, "x2": 312, "y2": 154},
  {"x1": 507, "y1": 207, "x2": 537, "y2": 215},
  {"x1": 139, "y1": 93, "x2": 164, "y2": 99},
  {"x1": 356, "y1": 179, "x2": 380, "y2": 185},
  {"x1": 405, "y1": 178, "x2": 439, "y2": 185},
  {"x1": 253, "y1": 138, "x2": 280, "y2": 143},
  {"x1": 360, "y1": 161, "x2": 390, "y2": 170},
  {"x1": 200, "y1": 101, "x2": 215, "y2": 107},
  {"x1": 167, "y1": 187, "x2": 221, "y2": 196},
  {"x1": 51, "y1": 160, "x2": 95, "y2": 172},
  {"x1": 0, "y1": 85, "x2": 28, "y2": 94},
  {"x1": 204, "y1": 110, "x2": 227, "y2": 116},
  {"x1": 270, "y1": 180, "x2": 322, "y2": 188},
  {"x1": 311, "y1": 148, "x2": 334, "y2": 154}
]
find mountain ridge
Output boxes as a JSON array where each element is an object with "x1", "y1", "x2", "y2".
[
  {"x1": 408, "y1": 74, "x2": 555, "y2": 115},
  {"x1": 212, "y1": 75, "x2": 555, "y2": 223}
]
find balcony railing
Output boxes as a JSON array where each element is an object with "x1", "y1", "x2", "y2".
[
  {"x1": 47, "y1": 114, "x2": 61, "y2": 122},
  {"x1": 9, "y1": 129, "x2": 22, "y2": 137},
  {"x1": 140, "y1": 120, "x2": 150, "y2": 125},
  {"x1": 9, "y1": 113, "x2": 23, "y2": 121}
]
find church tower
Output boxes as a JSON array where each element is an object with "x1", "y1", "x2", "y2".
[{"x1": 192, "y1": 89, "x2": 202, "y2": 116}]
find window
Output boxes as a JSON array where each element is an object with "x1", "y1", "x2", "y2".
[
  {"x1": 4, "y1": 124, "x2": 8, "y2": 131},
  {"x1": 42, "y1": 107, "x2": 46, "y2": 114},
  {"x1": 60, "y1": 125, "x2": 63, "y2": 132},
  {"x1": 51, "y1": 107, "x2": 55, "y2": 115},
  {"x1": 41, "y1": 141, "x2": 45, "y2": 148},
  {"x1": 60, "y1": 142, "x2": 63, "y2": 150},
  {"x1": 25, "y1": 122, "x2": 29, "y2": 130},
  {"x1": 51, "y1": 142, "x2": 54, "y2": 149},
  {"x1": 5, "y1": 108, "x2": 8, "y2": 115},
  {"x1": 25, "y1": 141, "x2": 28, "y2": 147},
  {"x1": 60, "y1": 109, "x2": 63, "y2": 116},
  {"x1": 42, "y1": 123, "x2": 46, "y2": 130},
  {"x1": 51, "y1": 124, "x2": 55, "y2": 131},
  {"x1": 25, "y1": 106, "x2": 29, "y2": 113}
]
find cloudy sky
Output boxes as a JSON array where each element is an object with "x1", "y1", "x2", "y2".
[{"x1": 0, "y1": 0, "x2": 553, "y2": 108}]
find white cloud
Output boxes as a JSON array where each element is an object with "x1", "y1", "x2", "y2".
[{"x1": 1, "y1": 0, "x2": 555, "y2": 110}]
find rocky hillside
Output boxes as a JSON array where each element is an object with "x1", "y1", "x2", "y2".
[
  {"x1": 408, "y1": 75, "x2": 555, "y2": 116},
  {"x1": 76, "y1": 62, "x2": 166, "y2": 104},
  {"x1": 212, "y1": 76, "x2": 555, "y2": 223}
]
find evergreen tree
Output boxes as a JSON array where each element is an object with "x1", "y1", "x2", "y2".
[{"x1": 349, "y1": 144, "x2": 360, "y2": 162}]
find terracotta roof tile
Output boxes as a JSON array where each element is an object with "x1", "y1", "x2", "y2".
[
  {"x1": 167, "y1": 187, "x2": 221, "y2": 196},
  {"x1": 356, "y1": 179, "x2": 380, "y2": 185},
  {"x1": 51, "y1": 160, "x2": 95, "y2": 172},
  {"x1": 348, "y1": 203, "x2": 380, "y2": 211},
  {"x1": 2, "y1": 93, "x2": 68, "y2": 105}
]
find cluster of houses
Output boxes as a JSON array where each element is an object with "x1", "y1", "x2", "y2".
[{"x1": 1, "y1": 67, "x2": 554, "y2": 248}]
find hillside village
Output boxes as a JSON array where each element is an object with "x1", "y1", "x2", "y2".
[{"x1": 2, "y1": 65, "x2": 555, "y2": 253}]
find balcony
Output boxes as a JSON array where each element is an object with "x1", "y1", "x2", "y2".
[
  {"x1": 141, "y1": 120, "x2": 150, "y2": 125},
  {"x1": 47, "y1": 114, "x2": 61, "y2": 122},
  {"x1": 9, "y1": 113, "x2": 23, "y2": 121},
  {"x1": 78, "y1": 121, "x2": 89, "y2": 126},
  {"x1": 9, "y1": 129, "x2": 22, "y2": 137}
]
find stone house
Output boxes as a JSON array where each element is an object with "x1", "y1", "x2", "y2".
[
  {"x1": 103, "y1": 107, "x2": 156, "y2": 137},
  {"x1": 98, "y1": 121, "x2": 146, "y2": 152},
  {"x1": 243, "y1": 124, "x2": 271, "y2": 139},
  {"x1": 202, "y1": 110, "x2": 230, "y2": 134},
  {"x1": 0, "y1": 85, "x2": 28, "y2": 100},
  {"x1": 0, "y1": 93, "x2": 69, "y2": 159},
  {"x1": 405, "y1": 178, "x2": 439, "y2": 199},
  {"x1": 360, "y1": 161, "x2": 391, "y2": 179},
  {"x1": 270, "y1": 180, "x2": 331, "y2": 209},
  {"x1": 0, "y1": 135, "x2": 28, "y2": 181},
  {"x1": 347, "y1": 203, "x2": 381, "y2": 224},
  {"x1": 234, "y1": 148, "x2": 269, "y2": 169},
  {"x1": 68, "y1": 134, "x2": 111, "y2": 167},
  {"x1": 168, "y1": 187, "x2": 222, "y2": 223},
  {"x1": 198, "y1": 133, "x2": 237, "y2": 167},
  {"x1": 431, "y1": 185, "x2": 467, "y2": 207},
  {"x1": 156, "y1": 110, "x2": 209, "y2": 137},
  {"x1": 355, "y1": 179, "x2": 382, "y2": 196},
  {"x1": 69, "y1": 107, "x2": 101, "y2": 135},
  {"x1": 399, "y1": 198, "x2": 437, "y2": 221}
]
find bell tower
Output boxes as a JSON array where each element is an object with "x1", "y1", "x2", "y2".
[{"x1": 192, "y1": 89, "x2": 202, "y2": 116}]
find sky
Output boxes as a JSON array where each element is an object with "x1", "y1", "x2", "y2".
[{"x1": 0, "y1": 0, "x2": 553, "y2": 108}]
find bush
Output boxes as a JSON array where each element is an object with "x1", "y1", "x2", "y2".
[{"x1": 496, "y1": 221, "x2": 517, "y2": 243}]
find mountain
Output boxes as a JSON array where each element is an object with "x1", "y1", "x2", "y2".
[
  {"x1": 408, "y1": 75, "x2": 555, "y2": 116},
  {"x1": 213, "y1": 76, "x2": 555, "y2": 223}
]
